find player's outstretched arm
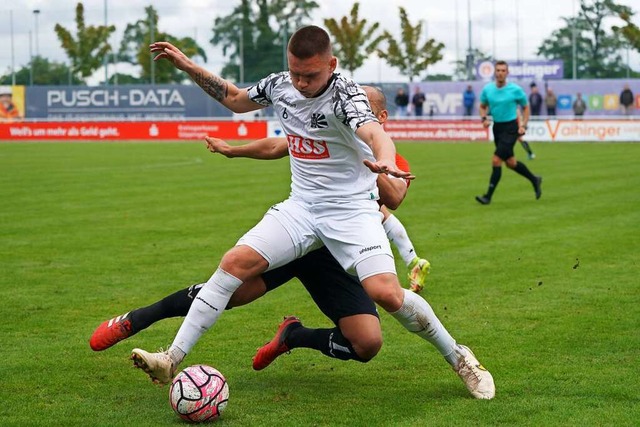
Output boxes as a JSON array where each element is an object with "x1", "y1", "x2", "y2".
[
  {"x1": 205, "y1": 137, "x2": 289, "y2": 159},
  {"x1": 358, "y1": 122, "x2": 414, "y2": 180},
  {"x1": 150, "y1": 41, "x2": 261, "y2": 114}
]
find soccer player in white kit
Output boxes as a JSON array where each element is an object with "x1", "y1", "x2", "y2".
[{"x1": 132, "y1": 26, "x2": 494, "y2": 399}]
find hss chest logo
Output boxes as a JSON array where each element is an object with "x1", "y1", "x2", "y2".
[
  {"x1": 310, "y1": 113, "x2": 328, "y2": 129},
  {"x1": 287, "y1": 135, "x2": 330, "y2": 159}
]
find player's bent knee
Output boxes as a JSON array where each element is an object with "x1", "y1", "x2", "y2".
[
  {"x1": 352, "y1": 335, "x2": 383, "y2": 361},
  {"x1": 220, "y1": 245, "x2": 268, "y2": 279}
]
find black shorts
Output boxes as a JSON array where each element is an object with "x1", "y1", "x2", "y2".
[
  {"x1": 261, "y1": 247, "x2": 379, "y2": 326},
  {"x1": 492, "y1": 120, "x2": 519, "y2": 160}
]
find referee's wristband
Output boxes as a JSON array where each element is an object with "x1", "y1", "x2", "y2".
[{"x1": 481, "y1": 116, "x2": 487, "y2": 122}]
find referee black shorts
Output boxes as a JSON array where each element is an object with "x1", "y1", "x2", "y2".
[
  {"x1": 492, "y1": 119, "x2": 519, "y2": 160},
  {"x1": 261, "y1": 246, "x2": 379, "y2": 326}
]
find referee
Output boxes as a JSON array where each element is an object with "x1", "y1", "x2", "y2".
[{"x1": 476, "y1": 60, "x2": 542, "y2": 205}]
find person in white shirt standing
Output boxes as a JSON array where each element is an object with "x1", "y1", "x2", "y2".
[{"x1": 131, "y1": 25, "x2": 494, "y2": 400}]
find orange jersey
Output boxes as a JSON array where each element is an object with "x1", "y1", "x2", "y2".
[{"x1": 395, "y1": 153, "x2": 411, "y2": 188}]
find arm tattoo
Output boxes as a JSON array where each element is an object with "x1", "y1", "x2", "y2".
[{"x1": 194, "y1": 72, "x2": 228, "y2": 102}]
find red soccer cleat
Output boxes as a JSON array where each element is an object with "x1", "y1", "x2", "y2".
[
  {"x1": 89, "y1": 312, "x2": 134, "y2": 351},
  {"x1": 252, "y1": 316, "x2": 301, "y2": 371}
]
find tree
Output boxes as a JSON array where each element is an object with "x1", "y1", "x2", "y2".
[
  {"x1": 118, "y1": 6, "x2": 207, "y2": 84},
  {"x1": 537, "y1": 0, "x2": 633, "y2": 78},
  {"x1": 210, "y1": 0, "x2": 318, "y2": 83},
  {"x1": 54, "y1": 2, "x2": 116, "y2": 80},
  {"x1": 0, "y1": 57, "x2": 83, "y2": 86},
  {"x1": 613, "y1": 6, "x2": 640, "y2": 51},
  {"x1": 324, "y1": 3, "x2": 385, "y2": 77},
  {"x1": 376, "y1": 7, "x2": 444, "y2": 82}
]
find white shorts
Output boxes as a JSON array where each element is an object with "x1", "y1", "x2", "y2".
[{"x1": 236, "y1": 197, "x2": 396, "y2": 279}]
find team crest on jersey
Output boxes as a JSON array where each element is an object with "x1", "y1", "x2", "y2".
[
  {"x1": 287, "y1": 134, "x2": 330, "y2": 159},
  {"x1": 310, "y1": 113, "x2": 328, "y2": 129}
]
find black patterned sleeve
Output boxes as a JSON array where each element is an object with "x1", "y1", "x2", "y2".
[
  {"x1": 248, "y1": 72, "x2": 287, "y2": 107},
  {"x1": 332, "y1": 78, "x2": 378, "y2": 130}
]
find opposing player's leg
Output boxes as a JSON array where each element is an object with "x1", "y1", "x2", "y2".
[
  {"x1": 90, "y1": 277, "x2": 271, "y2": 351},
  {"x1": 90, "y1": 284, "x2": 203, "y2": 351},
  {"x1": 253, "y1": 247, "x2": 382, "y2": 370},
  {"x1": 381, "y1": 208, "x2": 430, "y2": 293},
  {"x1": 89, "y1": 252, "x2": 301, "y2": 352}
]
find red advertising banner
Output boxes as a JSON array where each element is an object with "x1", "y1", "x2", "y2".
[
  {"x1": 383, "y1": 120, "x2": 489, "y2": 141},
  {"x1": 0, "y1": 120, "x2": 268, "y2": 141}
]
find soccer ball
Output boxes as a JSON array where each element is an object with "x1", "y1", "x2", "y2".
[{"x1": 169, "y1": 365, "x2": 229, "y2": 423}]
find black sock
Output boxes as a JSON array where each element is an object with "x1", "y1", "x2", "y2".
[
  {"x1": 486, "y1": 166, "x2": 502, "y2": 198},
  {"x1": 286, "y1": 326, "x2": 368, "y2": 362},
  {"x1": 520, "y1": 140, "x2": 533, "y2": 155},
  {"x1": 129, "y1": 284, "x2": 202, "y2": 334},
  {"x1": 513, "y1": 161, "x2": 537, "y2": 184}
]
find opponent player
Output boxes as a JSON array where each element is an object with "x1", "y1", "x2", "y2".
[{"x1": 129, "y1": 26, "x2": 494, "y2": 399}]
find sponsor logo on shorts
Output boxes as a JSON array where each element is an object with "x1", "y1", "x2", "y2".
[
  {"x1": 359, "y1": 245, "x2": 382, "y2": 255},
  {"x1": 287, "y1": 134, "x2": 330, "y2": 159}
]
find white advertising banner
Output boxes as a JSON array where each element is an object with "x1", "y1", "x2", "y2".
[{"x1": 523, "y1": 119, "x2": 640, "y2": 142}]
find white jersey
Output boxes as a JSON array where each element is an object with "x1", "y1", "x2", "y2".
[{"x1": 248, "y1": 72, "x2": 379, "y2": 202}]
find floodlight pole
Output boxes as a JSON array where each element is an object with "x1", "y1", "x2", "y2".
[
  {"x1": 150, "y1": 13, "x2": 155, "y2": 85},
  {"x1": 29, "y1": 31, "x2": 33, "y2": 86},
  {"x1": 466, "y1": 0, "x2": 473, "y2": 80},
  {"x1": 10, "y1": 10, "x2": 16, "y2": 86},
  {"x1": 572, "y1": 0, "x2": 577, "y2": 79},
  {"x1": 104, "y1": 0, "x2": 108, "y2": 85},
  {"x1": 33, "y1": 9, "x2": 40, "y2": 57}
]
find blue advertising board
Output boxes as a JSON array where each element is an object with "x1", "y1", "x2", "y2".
[{"x1": 24, "y1": 85, "x2": 234, "y2": 119}]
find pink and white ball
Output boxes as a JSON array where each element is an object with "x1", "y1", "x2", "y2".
[{"x1": 169, "y1": 365, "x2": 229, "y2": 423}]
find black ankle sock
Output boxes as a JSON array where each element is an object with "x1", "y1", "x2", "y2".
[
  {"x1": 513, "y1": 161, "x2": 536, "y2": 183},
  {"x1": 286, "y1": 326, "x2": 367, "y2": 362},
  {"x1": 129, "y1": 285, "x2": 201, "y2": 333},
  {"x1": 486, "y1": 166, "x2": 502, "y2": 198}
]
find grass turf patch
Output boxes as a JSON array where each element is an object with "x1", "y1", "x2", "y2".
[{"x1": 1, "y1": 141, "x2": 638, "y2": 426}]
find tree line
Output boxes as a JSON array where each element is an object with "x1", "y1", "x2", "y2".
[{"x1": 1, "y1": 0, "x2": 639, "y2": 86}]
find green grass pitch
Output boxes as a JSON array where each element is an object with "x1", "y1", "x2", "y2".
[{"x1": 1, "y1": 140, "x2": 638, "y2": 426}]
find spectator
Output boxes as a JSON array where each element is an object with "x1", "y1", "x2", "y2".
[
  {"x1": 528, "y1": 83, "x2": 543, "y2": 116},
  {"x1": 394, "y1": 88, "x2": 409, "y2": 117},
  {"x1": 0, "y1": 87, "x2": 22, "y2": 121},
  {"x1": 620, "y1": 84, "x2": 634, "y2": 115},
  {"x1": 573, "y1": 93, "x2": 587, "y2": 119},
  {"x1": 412, "y1": 87, "x2": 426, "y2": 117},
  {"x1": 545, "y1": 88, "x2": 557, "y2": 117},
  {"x1": 463, "y1": 85, "x2": 476, "y2": 117}
]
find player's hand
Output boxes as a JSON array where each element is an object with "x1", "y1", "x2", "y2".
[
  {"x1": 363, "y1": 159, "x2": 415, "y2": 180},
  {"x1": 150, "y1": 42, "x2": 192, "y2": 71},
  {"x1": 518, "y1": 125, "x2": 527, "y2": 135},
  {"x1": 205, "y1": 137, "x2": 232, "y2": 157}
]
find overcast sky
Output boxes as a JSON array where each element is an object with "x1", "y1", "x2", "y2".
[{"x1": 1, "y1": 0, "x2": 638, "y2": 83}]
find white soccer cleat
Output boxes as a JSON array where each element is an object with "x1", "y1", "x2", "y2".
[
  {"x1": 453, "y1": 344, "x2": 495, "y2": 399},
  {"x1": 131, "y1": 348, "x2": 176, "y2": 385}
]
